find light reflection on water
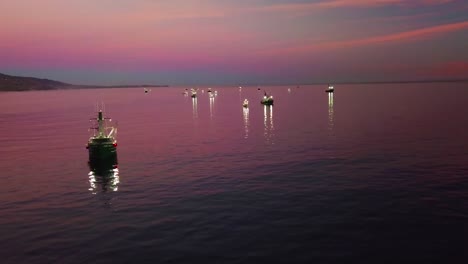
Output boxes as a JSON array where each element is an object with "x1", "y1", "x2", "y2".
[
  {"x1": 192, "y1": 97, "x2": 198, "y2": 120},
  {"x1": 209, "y1": 96, "x2": 215, "y2": 119},
  {"x1": 88, "y1": 162, "x2": 120, "y2": 193},
  {"x1": 328, "y1": 92, "x2": 334, "y2": 133},
  {"x1": 243, "y1": 107, "x2": 249, "y2": 139},
  {"x1": 264, "y1": 105, "x2": 274, "y2": 144}
]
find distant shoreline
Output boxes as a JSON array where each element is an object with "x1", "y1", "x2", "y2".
[
  {"x1": 0, "y1": 84, "x2": 170, "y2": 92},
  {"x1": 1, "y1": 72, "x2": 466, "y2": 91},
  {"x1": 69, "y1": 84, "x2": 169, "y2": 89},
  {"x1": 301, "y1": 79, "x2": 468, "y2": 86},
  {"x1": 0, "y1": 72, "x2": 169, "y2": 92}
]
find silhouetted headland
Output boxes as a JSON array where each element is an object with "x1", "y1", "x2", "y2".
[{"x1": 0, "y1": 73, "x2": 168, "y2": 91}]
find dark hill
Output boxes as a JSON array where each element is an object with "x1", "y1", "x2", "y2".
[
  {"x1": 0, "y1": 73, "x2": 72, "y2": 91},
  {"x1": 0, "y1": 73, "x2": 168, "y2": 91}
]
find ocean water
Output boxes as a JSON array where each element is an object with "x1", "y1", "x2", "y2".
[{"x1": 0, "y1": 83, "x2": 468, "y2": 263}]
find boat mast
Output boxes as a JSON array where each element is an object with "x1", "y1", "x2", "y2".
[{"x1": 98, "y1": 110, "x2": 105, "y2": 138}]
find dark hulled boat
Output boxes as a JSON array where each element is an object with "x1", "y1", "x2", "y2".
[
  {"x1": 86, "y1": 110, "x2": 118, "y2": 161},
  {"x1": 261, "y1": 92, "x2": 274, "y2": 105}
]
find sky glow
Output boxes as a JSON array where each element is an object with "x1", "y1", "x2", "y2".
[{"x1": 0, "y1": 0, "x2": 467, "y2": 85}]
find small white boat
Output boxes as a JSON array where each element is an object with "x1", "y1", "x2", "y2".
[
  {"x1": 243, "y1": 99, "x2": 249, "y2": 108},
  {"x1": 191, "y1": 88, "x2": 197, "y2": 98},
  {"x1": 325, "y1": 84, "x2": 334, "y2": 93}
]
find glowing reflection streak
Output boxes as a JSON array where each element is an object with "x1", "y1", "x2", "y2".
[
  {"x1": 209, "y1": 96, "x2": 215, "y2": 120},
  {"x1": 328, "y1": 92, "x2": 334, "y2": 133},
  {"x1": 243, "y1": 107, "x2": 249, "y2": 139},
  {"x1": 263, "y1": 105, "x2": 275, "y2": 144},
  {"x1": 270, "y1": 104, "x2": 274, "y2": 131},
  {"x1": 88, "y1": 167, "x2": 120, "y2": 194},
  {"x1": 192, "y1": 97, "x2": 198, "y2": 120}
]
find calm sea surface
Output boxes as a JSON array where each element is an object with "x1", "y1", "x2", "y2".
[{"x1": 1, "y1": 83, "x2": 468, "y2": 263}]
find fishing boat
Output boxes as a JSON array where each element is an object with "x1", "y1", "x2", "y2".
[
  {"x1": 191, "y1": 88, "x2": 197, "y2": 98},
  {"x1": 325, "y1": 84, "x2": 334, "y2": 93},
  {"x1": 86, "y1": 109, "x2": 117, "y2": 161},
  {"x1": 261, "y1": 92, "x2": 274, "y2": 105},
  {"x1": 243, "y1": 99, "x2": 249, "y2": 108}
]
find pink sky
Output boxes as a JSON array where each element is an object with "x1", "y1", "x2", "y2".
[{"x1": 0, "y1": 0, "x2": 467, "y2": 85}]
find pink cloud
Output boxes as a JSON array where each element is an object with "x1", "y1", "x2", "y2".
[
  {"x1": 254, "y1": 0, "x2": 455, "y2": 12},
  {"x1": 259, "y1": 21, "x2": 468, "y2": 55},
  {"x1": 314, "y1": 0, "x2": 454, "y2": 8},
  {"x1": 323, "y1": 20, "x2": 468, "y2": 47}
]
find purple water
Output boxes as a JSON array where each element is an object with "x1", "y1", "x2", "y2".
[{"x1": 1, "y1": 83, "x2": 468, "y2": 263}]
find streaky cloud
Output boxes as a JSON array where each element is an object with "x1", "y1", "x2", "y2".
[
  {"x1": 255, "y1": 0, "x2": 456, "y2": 12},
  {"x1": 260, "y1": 20, "x2": 468, "y2": 55}
]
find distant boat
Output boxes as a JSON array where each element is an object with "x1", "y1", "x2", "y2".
[
  {"x1": 261, "y1": 92, "x2": 274, "y2": 105},
  {"x1": 325, "y1": 84, "x2": 334, "y2": 93},
  {"x1": 86, "y1": 109, "x2": 117, "y2": 161},
  {"x1": 243, "y1": 99, "x2": 249, "y2": 108},
  {"x1": 191, "y1": 88, "x2": 197, "y2": 98}
]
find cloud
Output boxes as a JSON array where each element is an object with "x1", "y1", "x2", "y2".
[
  {"x1": 324, "y1": 20, "x2": 468, "y2": 47},
  {"x1": 254, "y1": 0, "x2": 455, "y2": 12},
  {"x1": 314, "y1": 0, "x2": 454, "y2": 8},
  {"x1": 261, "y1": 20, "x2": 468, "y2": 55}
]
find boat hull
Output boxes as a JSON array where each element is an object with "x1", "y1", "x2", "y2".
[
  {"x1": 88, "y1": 154, "x2": 118, "y2": 173},
  {"x1": 261, "y1": 100, "x2": 274, "y2": 105},
  {"x1": 88, "y1": 143, "x2": 117, "y2": 161}
]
